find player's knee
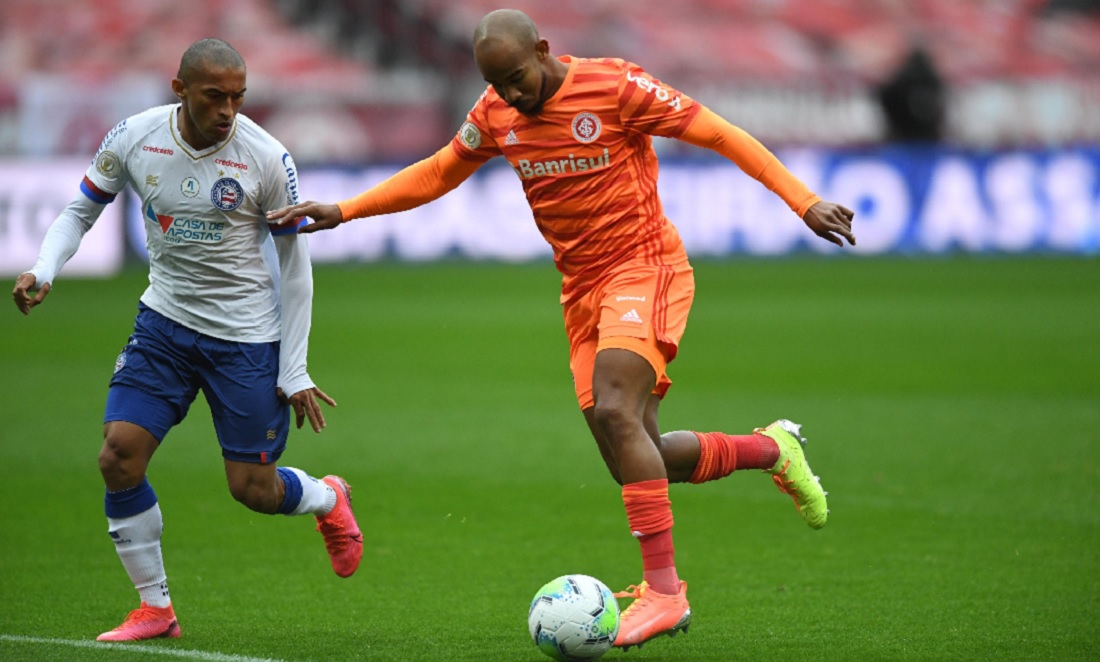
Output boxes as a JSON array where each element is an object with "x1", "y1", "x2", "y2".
[
  {"x1": 97, "y1": 443, "x2": 119, "y2": 478},
  {"x1": 98, "y1": 434, "x2": 137, "y2": 483},
  {"x1": 590, "y1": 400, "x2": 635, "y2": 441}
]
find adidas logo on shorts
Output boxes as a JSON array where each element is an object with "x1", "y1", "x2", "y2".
[{"x1": 620, "y1": 309, "x2": 643, "y2": 324}]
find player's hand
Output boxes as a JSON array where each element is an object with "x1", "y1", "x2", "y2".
[
  {"x1": 278, "y1": 386, "x2": 338, "y2": 432},
  {"x1": 12, "y1": 273, "x2": 51, "y2": 315},
  {"x1": 803, "y1": 201, "x2": 856, "y2": 247},
  {"x1": 266, "y1": 201, "x2": 344, "y2": 234}
]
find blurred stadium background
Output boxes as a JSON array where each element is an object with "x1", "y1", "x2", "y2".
[
  {"x1": 1, "y1": 0, "x2": 1098, "y2": 275},
  {"x1": 3, "y1": 0, "x2": 1100, "y2": 156}
]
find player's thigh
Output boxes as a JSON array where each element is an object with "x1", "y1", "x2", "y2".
[
  {"x1": 593, "y1": 261, "x2": 695, "y2": 401},
  {"x1": 591, "y1": 347, "x2": 657, "y2": 409},
  {"x1": 197, "y1": 337, "x2": 290, "y2": 466},
  {"x1": 104, "y1": 304, "x2": 202, "y2": 441}
]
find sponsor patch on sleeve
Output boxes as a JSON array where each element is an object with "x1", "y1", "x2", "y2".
[
  {"x1": 458, "y1": 122, "x2": 482, "y2": 150},
  {"x1": 95, "y1": 150, "x2": 121, "y2": 179}
]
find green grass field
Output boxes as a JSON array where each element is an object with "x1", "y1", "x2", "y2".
[{"x1": 1, "y1": 256, "x2": 1097, "y2": 661}]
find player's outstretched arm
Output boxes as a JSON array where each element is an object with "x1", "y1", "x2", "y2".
[
  {"x1": 803, "y1": 201, "x2": 856, "y2": 247},
  {"x1": 678, "y1": 107, "x2": 857, "y2": 247},
  {"x1": 268, "y1": 146, "x2": 482, "y2": 234},
  {"x1": 11, "y1": 273, "x2": 51, "y2": 315},
  {"x1": 267, "y1": 201, "x2": 343, "y2": 234}
]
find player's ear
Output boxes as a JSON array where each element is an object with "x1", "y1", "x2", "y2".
[
  {"x1": 535, "y1": 39, "x2": 550, "y2": 60},
  {"x1": 170, "y1": 78, "x2": 186, "y2": 100}
]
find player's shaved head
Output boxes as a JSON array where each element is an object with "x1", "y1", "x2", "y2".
[
  {"x1": 177, "y1": 38, "x2": 245, "y2": 82},
  {"x1": 172, "y1": 38, "x2": 247, "y2": 150},
  {"x1": 473, "y1": 9, "x2": 539, "y2": 57},
  {"x1": 472, "y1": 9, "x2": 566, "y2": 116}
]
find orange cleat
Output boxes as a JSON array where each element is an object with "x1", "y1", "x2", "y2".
[
  {"x1": 316, "y1": 475, "x2": 363, "y2": 578},
  {"x1": 613, "y1": 581, "x2": 691, "y2": 651},
  {"x1": 96, "y1": 602, "x2": 180, "y2": 642}
]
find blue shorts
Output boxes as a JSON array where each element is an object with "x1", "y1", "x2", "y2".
[{"x1": 105, "y1": 303, "x2": 290, "y2": 464}]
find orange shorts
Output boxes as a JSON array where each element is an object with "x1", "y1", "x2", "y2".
[{"x1": 563, "y1": 260, "x2": 695, "y2": 410}]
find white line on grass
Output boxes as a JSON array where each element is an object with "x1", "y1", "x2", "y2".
[{"x1": 0, "y1": 634, "x2": 287, "y2": 662}]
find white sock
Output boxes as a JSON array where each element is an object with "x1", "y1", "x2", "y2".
[
  {"x1": 283, "y1": 467, "x2": 338, "y2": 516},
  {"x1": 108, "y1": 503, "x2": 171, "y2": 608}
]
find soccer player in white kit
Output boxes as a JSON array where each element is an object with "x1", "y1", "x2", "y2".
[{"x1": 11, "y1": 39, "x2": 363, "y2": 642}]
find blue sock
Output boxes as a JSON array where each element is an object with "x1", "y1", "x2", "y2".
[
  {"x1": 105, "y1": 477, "x2": 158, "y2": 518},
  {"x1": 277, "y1": 467, "x2": 303, "y2": 515}
]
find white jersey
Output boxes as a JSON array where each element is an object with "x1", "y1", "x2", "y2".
[
  {"x1": 29, "y1": 103, "x2": 316, "y2": 395},
  {"x1": 84, "y1": 104, "x2": 301, "y2": 341}
]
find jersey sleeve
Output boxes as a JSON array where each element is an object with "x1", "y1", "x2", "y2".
[
  {"x1": 264, "y1": 150, "x2": 308, "y2": 236},
  {"x1": 679, "y1": 107, "x2": 821, "y2": 218},
  {"x1": 448, "y1": 88, "x2": 503, "y2": 164},
  {"x1": 337, "y1": 145, "x2": 481, "y2": 221},
  {"x1": 81, "y1": 119, "x2": 132, "y2": 203},
  {"x1": 617, "y1": 61, "x2": 701, "y2": 139},
  {"x1": 28, "y1": 118, "x2": 130, "y2": 285}
]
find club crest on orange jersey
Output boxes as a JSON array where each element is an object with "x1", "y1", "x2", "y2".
[{"x1": 571, "y1": 112, "x2": 601, "y2": 144}]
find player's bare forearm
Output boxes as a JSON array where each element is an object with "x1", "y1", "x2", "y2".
[
  {"x1": 803, "y1": 201, "x2": 856, "y2": 247},
  {"x1": 11, "y1": 273, "x2": 50, "y2": 315},
  {"x1": 267, "y1": 201, "x2": 343, "y2": 234}
]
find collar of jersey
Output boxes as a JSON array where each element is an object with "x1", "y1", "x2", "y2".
[
  {"x1": 539, "y1": 55, "x2": 577, "y2": 113},
  {"x1": 168, "y1": 105, "x2": 237, "y2": 160}
]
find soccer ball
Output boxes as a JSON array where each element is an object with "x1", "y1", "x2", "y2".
[{"x1": 528, "y1": 574, "x2": 620, "y2": 661}]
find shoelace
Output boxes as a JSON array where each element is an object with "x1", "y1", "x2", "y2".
[
  {"x1": 772, "y1": 459, "x2": 800, "y2": 493},
  {"x1": 317, "y1": 516, "x2": 351, "y2": 552},
  {"x1": 771, "y1": 458, "x2": 806, "y2": 513},
  {"x1": 614, "y1": 584, "x2": 654, "y2": 618},
  {"x1": 614, "y1": 584, "x2": 645, "y2": 600},
  {"x1": 115, "y1": 606, "x2": 170, "y2": 628}
]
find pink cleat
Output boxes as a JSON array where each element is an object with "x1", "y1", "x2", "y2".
[
  {"x1": 96, "y1": 602, "x2": 180, "y2": 641},
  {"x1": 316, "y1": 475, "x2": 363, "y2": 578},
  {"x1": 613, "y1": 581, "x2": 691, "y2": 651}
]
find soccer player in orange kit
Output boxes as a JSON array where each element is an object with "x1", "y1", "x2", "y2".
[{"x1": 269, "y1": 8, "x2": 855, "y2": 650}]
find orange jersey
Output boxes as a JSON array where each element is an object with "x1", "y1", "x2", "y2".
[
  {"x1": 452, "y1": 56, "x2": 701, "y2": 301},
  {"x1": 338, "y1": 56, "x2": 822, "y2": 300}
]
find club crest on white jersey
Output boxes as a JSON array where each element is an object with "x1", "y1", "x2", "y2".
[{"x1": 211, "y1": 177, "x2": 244, "y2": 211}]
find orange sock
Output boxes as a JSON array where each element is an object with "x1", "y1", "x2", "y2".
[
  {"x1": 622, "y1": 479, "x2": 680, "y2": 595},
  {"x1": 688, "y1": 431, "x2": 779, "y2": 484}
]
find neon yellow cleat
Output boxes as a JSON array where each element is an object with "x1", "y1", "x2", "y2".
[
  {"x1": 758, "y1": 419, "x2": 829, "y2": 529},
  {"x1": 613, "y1": 581, "x2": 691, "y2": 651}
]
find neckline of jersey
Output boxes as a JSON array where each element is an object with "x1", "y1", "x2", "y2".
[
  {"x1": 539, "y1": 55, "x2": 578, "y2": 113},
  {"x1": 168, "y1": 105, "x2": 237, "y2": 160}
]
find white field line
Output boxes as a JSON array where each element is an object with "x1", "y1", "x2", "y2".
[{"x1": 0, "y1": 634, "x2": 287, "y2": 662}]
